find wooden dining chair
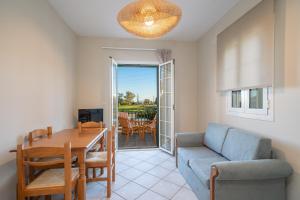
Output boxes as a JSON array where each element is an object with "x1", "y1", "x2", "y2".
[
  {"x1": 142, "y1": 115, "x2": 157, "y2": 145},
  {"x1": 78, "y1": 121, "x2": 105, "y2": 150},
  {"x1": 17, "y1": 142, "x2": 79, "y2": 200},
  {"x1": 78, "y1": 121, "x2": 104, "y2": 133},
  {"x1": 28, "y1": 126, "x2": 52, "y2": 145},
  {"x1": 85, "y1": 126, "x2": 116, "y2": 198},
  {"x1": 27, "y1": 126, "x2": 67, "y2": 181},
  {"x1": 78, "y1": 121, "x2": 105, "y2": 177}
]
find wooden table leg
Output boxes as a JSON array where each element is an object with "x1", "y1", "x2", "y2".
[{"x1": 77, "y1": 150, "x2": 86, "y2": 200}]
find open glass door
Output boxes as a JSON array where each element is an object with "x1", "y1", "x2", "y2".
[
  {"x1": 111, "y1": 57, "x2": 118, "y2": 146},
  {"x1": 159, "y1": 60, "x2": 175, "y2": 154}
]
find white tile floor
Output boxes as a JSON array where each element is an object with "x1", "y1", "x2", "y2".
[
  {"x1": 86, "y1": 149, "x2": 198, "y2": 200},
  {"x1": 54, "y1": 149, "x2": 198, "y2": 200}
]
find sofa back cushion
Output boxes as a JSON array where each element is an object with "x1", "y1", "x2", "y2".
[
  {"x1": 204, "y1": 123, "x2": 230, "y2": 153},
  {"x1": 221, "y1": 128, "x2": 272, "y2": 161}
]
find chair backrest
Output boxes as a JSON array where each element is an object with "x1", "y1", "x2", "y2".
[
  {"x1": 118, "y1": 112, "x2": 129, "y2": 119},
  {"x1": 118, "y1": 116, "x2": 130, "y2": 129},
  {"x1": 149, "y1": 114, "x2": 157, "y2": 128},
  {"x1": 118, "y1": 112, "x2": 129, "y2": 127},
  {"x1": 78, "y1": 121, "x2": 103, "y2": 133},
  {"x1": 17, "y1": 142, "x2": 73, "y2": 198},
  {"x1": 28, "y1": 126, "x2": 52, "y2": 145},
  {"x1": 106, "y1": 126, "x2": 116, "y2": 165}
]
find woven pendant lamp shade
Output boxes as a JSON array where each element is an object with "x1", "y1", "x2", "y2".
[{"x1": 117, "y1": 0, "x2": 182, "y2": 39}]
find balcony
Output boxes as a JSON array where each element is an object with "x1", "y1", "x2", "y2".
[{"x1": 118, "y1": 107, "x2": 157, "y2": 149}]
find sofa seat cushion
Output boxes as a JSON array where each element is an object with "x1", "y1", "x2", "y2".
[
  {"x1": 189, "y1": 157, "x2": 228, "y2": 189},
  {"x1": 204, "y1": 123, "x2": 230, "y2": 153},
  {"x1": 178, "y1": 147, "x2": 221, "y2": 165},
  {"x1": 221, "y1": 128, "x2": 272, "y2": 161}
]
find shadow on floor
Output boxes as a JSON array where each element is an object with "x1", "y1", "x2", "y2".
[{"x1": 118, "y1": 132, "x2": 157, "y2": 149}]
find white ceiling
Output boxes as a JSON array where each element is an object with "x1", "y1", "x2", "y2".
[{"x1": 48, "y1": 0, "x2": 240, "y2": 41}]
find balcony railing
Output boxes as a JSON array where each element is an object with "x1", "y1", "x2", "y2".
[
  {"x1": 118, "y1": 104, "x2": 157, "y2": 123},
  {"x1": 126, "y1": 111, "x2": 156, "y2": 121}
]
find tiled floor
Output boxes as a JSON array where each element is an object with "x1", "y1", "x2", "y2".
[{"x1": 86, "y1": 149, "x2": 198, "y2": 200}]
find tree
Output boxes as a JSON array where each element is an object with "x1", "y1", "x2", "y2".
[
  {"x1": 143, "y1": 99, "x2": 151, "y2": 105},
  {"x1": 124, "y1": 91, "x2": 136, "y2": 105},
  {"x1": 118, "y1": 93, "x2": 124, "y2": 105},
  {"x1": 154, "y1": 97, "x2": 158, "y2": 105},
  {"x1": 136, "y1": 94, "x2": 140, "y2": 104}
]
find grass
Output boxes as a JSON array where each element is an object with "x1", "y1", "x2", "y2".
[
  {"x1": 118, "y1": 104, "x2": 157, "y2": 120},
  {"x1": 118, "y1": 104, "x2": 157, "y2": 112}
]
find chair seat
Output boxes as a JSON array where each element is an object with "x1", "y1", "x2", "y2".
[
  {"x1": 90, "y1": 143, "x2": 101, "y2": 152},
  {"x1": 86, "y1": 152, "x2": 107, "y2": 163},
  {"x1": 26, "y1": 168, "x2": 79, "y2": 190}
]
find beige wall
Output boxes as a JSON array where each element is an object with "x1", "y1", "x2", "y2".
[
  {"x1": 3, "y1": 0, "x2": 299, "y2": 198},
  {"x1": 76, "y1": 37, "x2": 199, "y2": 133},
  {"x1": 197, "y1": 0, "x2": 300, "y2": 199},
  {"x1": 0, "y1": 0, "x2": 77, "y2": 198}
]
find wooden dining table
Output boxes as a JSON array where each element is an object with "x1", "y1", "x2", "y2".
[{"x1": 22, "y1": 127, "x2": 107, "y2": 200}]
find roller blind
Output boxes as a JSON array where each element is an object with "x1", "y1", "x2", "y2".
[{"x1": 217, "y1": 0, "x2": 274, "y2": 91}]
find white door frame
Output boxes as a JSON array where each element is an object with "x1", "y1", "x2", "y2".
[
  {"x1": 158, "y1": 59, "x2": 175, "y2": 155},
  {"x1": 110, "y1": 57, "x2": 118, "y2": 149}
]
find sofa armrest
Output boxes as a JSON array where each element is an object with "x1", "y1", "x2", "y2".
[
  {"x1": 212, "y1": 159, "x2": 293, "y2": 181},
  {"x1": 176, "y1": 132, "x2": 204, "y2": 147}
]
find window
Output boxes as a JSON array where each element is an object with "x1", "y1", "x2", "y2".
[
  {"x1": 227, "y1": 87, "x2": 273, "y2": 121},
  {"x1": 249, "y1": 88, "x2": 263, "y2": 109},
  {"x1": 228, "y1": 90, "x2": 244, "y2": 113},
  {"x1": 232, "y1": 90, "x2": 242, "y2": 108}
]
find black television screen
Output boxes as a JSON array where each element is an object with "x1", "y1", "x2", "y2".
[{"x1": 78, "y1": 109, "x2": 103, "y2": 123}]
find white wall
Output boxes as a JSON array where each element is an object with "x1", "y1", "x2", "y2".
[
  {"x1": 0, "y1": 0, "x2": 77, "y2": 199},
  {"x1": 76, "y1": 37, "x2": 199, "y2": 132},
  {"x1": 197, "y1": 0, "x2": 300, "y2": 199}
]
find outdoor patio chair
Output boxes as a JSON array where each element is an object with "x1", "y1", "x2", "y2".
[
  {"x1": 118, "y1": 112, "x2": 142, "y2": 144},
  {"x1": 141, "y1": 115, "x2": 157, "y2": 145}
]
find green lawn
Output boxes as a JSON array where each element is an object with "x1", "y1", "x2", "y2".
[{"x1": 118, "y1": 104, "x2": 157, "y2": 112}]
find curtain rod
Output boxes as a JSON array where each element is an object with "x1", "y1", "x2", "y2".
[{"x1": 102, "y1": 46, "x2": 158, "y2": 51}]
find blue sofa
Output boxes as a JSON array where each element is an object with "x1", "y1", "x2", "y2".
[{"x1": 176, "y1": 123, "x2": 293, "y2": 200}]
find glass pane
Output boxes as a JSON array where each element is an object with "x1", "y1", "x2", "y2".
[
  {"x1": 231, "y1": 90, "x2": 242, "y2": 108},
  {"x1": 165, "y1": 63, "x2": 172, "y2": 77},
  {"x1": 165, "y1": 122, "x2": 171, "y2": 137},
  {"x1": 160, "y1": 80, "x2": 164, "y2": 93},
  {"x1": 112, "y1": 62, "x2": 118, "y2": 127},
  {"x1": 160, "y1": 135, "x2": 166, "y2": 148},
  {"x1": 166, "y1": 137, "x2": 171, "y2": 151},
  {"x1": 166, "y1": 93, "x2": 171, "y2": 106},
  {"x1": 160, "y1": 67, "x2": 165, "y2": 79},
  {"x1": 164, "y1": 78, "x2": 171, "y2": 92},
  {"x1": 161, "y1": 64, "x2": 170, "y2": 78},
  {"x1": 160, "y1": 121, "x2": 165, "y2": 135},
  {"x1": 160, "y1": 107, "x2": 165, "y2": 120},
  {"x1": 159, "y1": 61, "x2": 174, "y2": 154},
  {"x1": 166, "y1": 107, "x2": 171, "y2": 121},
  {"x1": 160, "y1": 93, "x2": 165, "y2": 106},
  {"x1": 249, "y1": 88, "x2": 263, "y2": 109}
]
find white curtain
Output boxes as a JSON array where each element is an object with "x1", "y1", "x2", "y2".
[
  {"x1": 217, "y1": 0, "x2": 274, "y2": 91},
  {"x1": 156, "y1": 49, "x2": 172, "y2": 63}
]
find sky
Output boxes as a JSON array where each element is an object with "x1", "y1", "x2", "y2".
[{"x1": 117, "y1": 66, "x2": 157, "y2": 102}]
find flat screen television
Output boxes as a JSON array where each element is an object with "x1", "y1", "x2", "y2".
[{"x1": 78, "y1": 109, "x2": 103, "y2": 123}]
